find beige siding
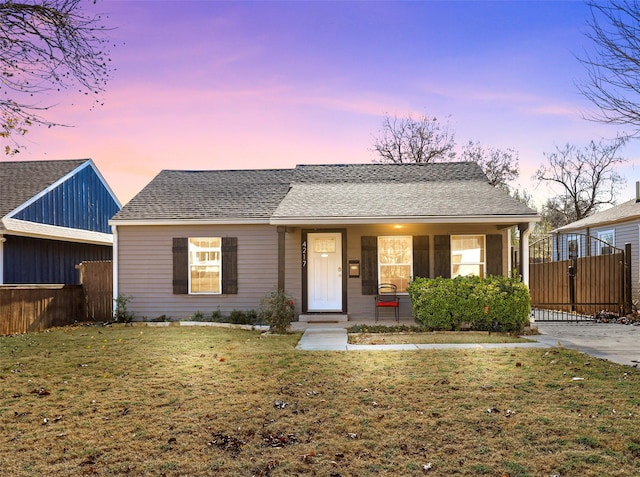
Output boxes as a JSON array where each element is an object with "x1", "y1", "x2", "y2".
[
  {"x1": 116, "y1": 225, "x2": 279, "y2": 320},
  {"x1": 118, "y1": 223, "x2": 511, "y2": 322}
]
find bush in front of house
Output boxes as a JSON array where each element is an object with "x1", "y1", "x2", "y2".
[
  {"x1": 407, "y1": 275, "x2": 530, "y2": 333},
  {"x1": 259, "y1": 289, "x2": 295, "y2": 333}
]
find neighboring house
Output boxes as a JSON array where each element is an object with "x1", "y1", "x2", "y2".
[
  {"x1": 553, "y1": 182, "x2": 640, "y2": 304},
  {"x1": 0, "y1": 159, "x2": 121, "y2": 284},
  {"x1": 110, "y1": 162, "x2": 539, "y2": 322}
]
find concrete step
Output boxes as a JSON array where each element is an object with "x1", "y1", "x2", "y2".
[{"x1": 298, "y1": 313, "x2": 348, "y2": 323}]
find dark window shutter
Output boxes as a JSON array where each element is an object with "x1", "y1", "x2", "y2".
[
  {"x1": 361, "y1": 236, "x2": 378, "y2": 295},
  {"x1": 486, "y1": 234, "x2": 503, "y2": 276},
  {"x1": 434, "y1": 235, "x2": 451, "y2": 278},
  {"x1": 413, "y1": 235, "x2": 430, "y2": 279},
  {"x1": 222, "y1": 237, "x2": 238, "y2": 294},
  {"x1": 172, "y1": 238, "x2": 188, "y2": 294}
]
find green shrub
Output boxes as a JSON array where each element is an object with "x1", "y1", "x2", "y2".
[
  {"x1": 210, "y1": 308, "x2": 223, "y2": 322},
  {"x1": 259, "y1": 289, "x2": 295, "y2": 333},
  {"x1": 407, "y1": 275, "x2": 530, "y2": 333},
  {"x1": 191, "y1": 310, "x2": 206, "y2": 321},
  {"x1": 114, "y1": 294, "x2": 135, "y2": 323},
  {"x1": 226, "y1": 309, "x2": 262, "y2": 325}
]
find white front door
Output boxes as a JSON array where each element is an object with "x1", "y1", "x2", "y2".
[{"x1": 307, "y1": 232, "x2": 343, "y2": 311}]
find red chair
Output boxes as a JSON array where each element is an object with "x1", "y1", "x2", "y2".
[{"x1": 375, "y1": 283, "x2": 400, "y2": 322}]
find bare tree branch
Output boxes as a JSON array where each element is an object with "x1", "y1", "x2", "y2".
[
  {"x1": 535, "y1": 136, "x2": 628, "y2": 226},
  {"x1": 371, "y1": 113, "x2": 456, "y2": 164},
  {"x1": 459, "y1": 140, "x2": 519, "y2": 190},
  {"x1": 579, "y1": 0, "x2": 640, "y2": 134},
  {"x1": 0, "y1": 0, "x2": 113, "y2": 153}
]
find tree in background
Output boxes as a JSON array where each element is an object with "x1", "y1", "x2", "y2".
[
  {"x1": 372, "y1": 113, "x2": 519, "y2": 191},
  {"x1": 535, "y1": 137, "x2": 628, "y2": 227},
  {"x1": 372, "y1": 114, "x2": 456, "y2": 164},
  {"x1": 0, "y1": 0, "x2": 113, "y2": 154},
  {"x1": 579, "y1": 1, "x2": 640, "y2": 134},
  {"x1": 459, "y1": 140, "x2": 519, "y2": 190}
]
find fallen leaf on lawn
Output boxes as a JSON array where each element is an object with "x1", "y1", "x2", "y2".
[
  {"x1": 274, "y1": 400, "x2": 288, "y2": 409},
  {"x1": 30, "y1": 388, "x2": 50, "y2": 397}
]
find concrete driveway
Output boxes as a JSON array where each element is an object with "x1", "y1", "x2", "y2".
[{"x1": 531, "y1": 322, "x2": 640, "y2": 367}]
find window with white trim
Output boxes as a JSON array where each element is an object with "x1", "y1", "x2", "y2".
[
  {"x1": 451, "y1": 235, "x2": 485, "y2": 278},
  {"x1": 597, "y1": 229, "x2": 615, "y2": 255},
  {"x1": 189, "y1": 237, "x2": 222, "y2": 294},
  {"x1": 378, "y1": 236, "x2": 413, "y2": 292}
]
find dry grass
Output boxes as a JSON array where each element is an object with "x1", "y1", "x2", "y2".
[
  {"x1": 1, "y1": 324, "x2": 639, "y2": 477},
  {"x1": 348, "y1": 331, "x2": 532, "y2": 345}
]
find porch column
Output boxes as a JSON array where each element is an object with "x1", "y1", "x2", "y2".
[
  {"x1": 277, "y1": 226, "x2": 286, "y2": 291},
  {"x1": 518, "y1": 222, "x2": 535, "y2": 287}
]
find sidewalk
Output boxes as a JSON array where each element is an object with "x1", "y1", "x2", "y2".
[
  {"x1": 295, "y1": 325, "x2": 548, "y2": 352},
  {"x1": 294, "y1": 321, "x2": 640, "y2": 368}
]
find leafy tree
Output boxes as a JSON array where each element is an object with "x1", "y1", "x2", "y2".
[
  {"x1": 579, "y1": 0, "x2": 640, "y2": 134},
  {"x1": 372, "y1": 113, "x2": 456, "y2": 164},
  {"x1": 0, "y1": 0, "x2": 113, "y2": 154},
  {"x1": 372, "y1": 113, "x2": 519, "y2": 190},
  {"x1": 535, "y1": 137, "x2": 628, "y2": 227}
]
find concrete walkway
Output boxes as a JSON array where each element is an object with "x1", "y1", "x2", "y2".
[
  {"x1": 295, "y1": 325, "x2": 548, "y2": 352},
  {"x1": 294, "y1": 320, "x2": 640, "y2": 368}
]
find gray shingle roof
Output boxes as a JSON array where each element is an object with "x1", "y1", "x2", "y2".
[
  {"x1": 555, "y1": 198, "x2": 640, "y2": 232},
  {"x1": 113, "y1": 162, "x2": 538, "y2": 222},
  {"x1": 112, "y1": 168, "x2": 294, "y2": 221},
  {"x1": 272, "y1": 181, "x2": 536, "y2": 220},
  {"x1": 0, "y1": 159, "x2": 88, "y2": 218},
  {"x1": 293, "y1": 162, "x2": 488, "y2": 183}
]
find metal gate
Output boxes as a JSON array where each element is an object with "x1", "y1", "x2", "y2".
[{"x1": 529, "y1": 233, "x2": 631, "y2": 322}]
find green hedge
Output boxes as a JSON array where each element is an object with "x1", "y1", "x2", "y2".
[{"x1": 407, "y1": 275, "x2": 531, "y2": 333}]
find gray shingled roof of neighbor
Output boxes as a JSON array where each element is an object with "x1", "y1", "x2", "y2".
[
  {"x1": 0, "y1": 159, "x2": 88, "y2": 218},
  {"x1": 112, "y1": 162, "x2": 539, "y2": 223},
  {"x1": 554, "y1": 198, "x2": 640, "y2": 232},
  {"x1": 112, "y1": 168, "x2": 295, "y2": 221}
]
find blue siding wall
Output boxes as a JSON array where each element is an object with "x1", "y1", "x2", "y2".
[
  {"x1": 13, "y1": 165, "x2": 120, "y2": 233},
  {"x1": 3, "y1": 235, "x2": 112, "y2": 284}
]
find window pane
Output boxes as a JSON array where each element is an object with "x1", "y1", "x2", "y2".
[
  {"x1": 189, "y1": 237, "x2": 222, "y2": 294},
  {"x1": 378, "y1": 236, "x2": 412, "y2": 292},
  {"x1": 451, "y1": 235, "x2": 485, "y2": 278}
]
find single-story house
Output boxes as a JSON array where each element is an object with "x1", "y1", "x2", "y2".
[
  {"x1": 110, "y1": 162, "x2": 539, "y2": 322},
  {"x1": 553, "y1": 181, "x2": 640, "y2": 304},
  {"x1": 0, "y1": 159, "x2": 121, "y2": 284}
]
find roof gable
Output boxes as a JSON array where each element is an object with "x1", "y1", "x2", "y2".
[{"x1": 0, "y1": 159, "x2": 87, "y2": 217}]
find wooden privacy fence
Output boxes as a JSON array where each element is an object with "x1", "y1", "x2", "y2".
[
  {"x1": 530, "y1": 253, "x2": 624, "y2": 315},
  {"x1": 529, "y1": 233, "x2": 631, "y2": 321},
  {"x1": 77, "y1": 260, "x2": 113, "y2": 322},
  {"x1": 0, "y1": 260, "x2": 113, "y2": 335},
  {"x1": 0, "y1": 285, "x2": 85, "y2": 335}
]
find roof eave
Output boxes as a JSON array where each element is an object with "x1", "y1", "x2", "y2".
[
  {"x1": 1, "y1": 218, "x2": 113, "y2": 245},
  {"x1": 110, "y1": 218, "x2": 272, "y2": 227},
  {"x1": 269, "y1": 214, "x2": 541, "y2": 226}
]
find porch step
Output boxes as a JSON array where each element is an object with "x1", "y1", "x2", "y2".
[{"x1": 298, "y1": 313, "x2": 348, "y2": 323}]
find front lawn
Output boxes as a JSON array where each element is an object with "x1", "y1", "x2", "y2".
[{"x1": 1, "y1": 325, "x2": 639, "y2": 476}]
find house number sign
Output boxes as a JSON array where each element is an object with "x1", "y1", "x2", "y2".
[{"x1": 302, "y1": 241, "x2": 307, "y2": 268}]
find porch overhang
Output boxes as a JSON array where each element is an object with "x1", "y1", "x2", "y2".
[{"x1": 270, "y1": 215, "x2": 540, "y2": 226}]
